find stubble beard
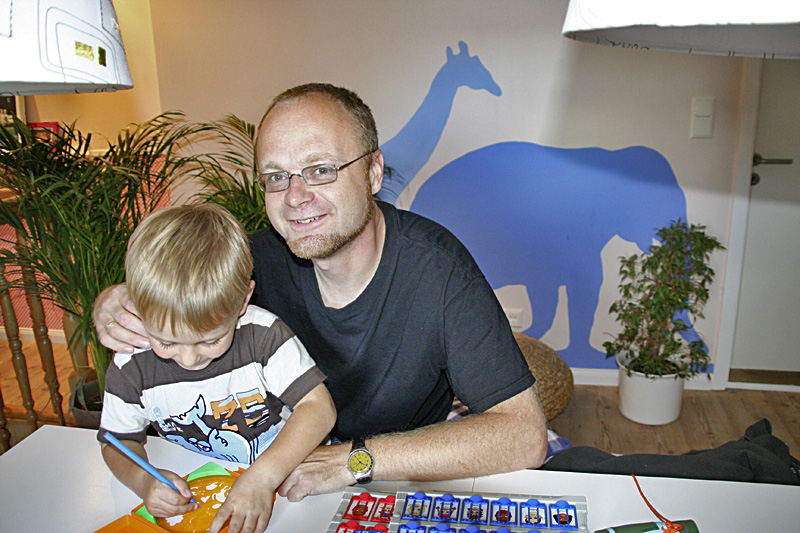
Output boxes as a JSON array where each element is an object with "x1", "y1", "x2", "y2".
[{"x1": 287, "y1": 191, "x2": 376, "y2": 260}]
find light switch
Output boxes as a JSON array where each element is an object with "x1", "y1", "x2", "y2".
[{"x1": 691, "y1": 97, "x2": 715, "y2": 138}]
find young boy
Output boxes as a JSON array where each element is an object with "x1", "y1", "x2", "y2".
[{"x1": 98, "y1": 204, "x2": 336, "y2": 533}]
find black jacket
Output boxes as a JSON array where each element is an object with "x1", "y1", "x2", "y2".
[{"x1": 543, "y1": 419, "x2": 800, "y2": 485}]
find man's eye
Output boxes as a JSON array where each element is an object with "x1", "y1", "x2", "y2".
[
  {"x1": 266, "y1": 173, "x2": 289, "y2": 183},
  {"x1": 311, "y1": 166, "x2": 334, "y2": 177}
]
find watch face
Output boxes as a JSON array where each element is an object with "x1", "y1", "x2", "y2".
[{"x1": 349, "y1": 450, "x2": 373, "y2": 474}]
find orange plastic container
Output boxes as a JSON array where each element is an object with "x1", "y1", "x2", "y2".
[
  {"x1": 95, "y1": 514, "x2": 166, "y2": 533},
  {"x1": 96, "y1": 462, "x2": 245, "y2": 533}
]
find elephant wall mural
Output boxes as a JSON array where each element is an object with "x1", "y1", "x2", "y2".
[{"x1": 377, "y1": 41, "x2": 701, "y2": 370}]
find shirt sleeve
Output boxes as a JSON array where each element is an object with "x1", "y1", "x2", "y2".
[
  {"x1": 97, "y1": 352, "x2": 151, "y2": 443},
  {"x1": 442, "y1": 274, "x2": 535, "y2": 414}
]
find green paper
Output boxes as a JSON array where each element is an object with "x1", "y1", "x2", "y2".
[
  {"x1": 186, "y1": 461, "x2": 232, "y2": 482},
  {"x1": 135, "y1": 504, "x2": 156, "y2": 524}
]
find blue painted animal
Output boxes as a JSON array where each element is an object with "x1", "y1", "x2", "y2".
[
  {"x1": 378, "y1": 41, "x2": 700, "y2": 369},
  {"x1": 377, "y1": 40, "x2": 501, "y2": 204},
  {"x1": 409, "y1": 142, "x2": 690, "y2": 369}
]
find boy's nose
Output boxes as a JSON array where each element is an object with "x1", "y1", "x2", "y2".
[{"x1": 178, "y1": 347, "x2": 202, "y2": 368}]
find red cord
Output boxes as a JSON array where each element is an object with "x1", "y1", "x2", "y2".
[{"x1": 631, "y1": 475, "x2": 684, "y2": 533}]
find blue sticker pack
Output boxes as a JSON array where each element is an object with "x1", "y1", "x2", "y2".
[{"x1": 328, "y1": 487, "x2": 588, "y2": 533}]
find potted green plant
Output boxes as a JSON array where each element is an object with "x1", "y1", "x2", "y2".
[
  {"x1": 192, "y1": 114, "x2": 270, "y2": 233},
  {"x1": 603, "y1": 219, "x2": 725, "y2": 425},
  {"x1": 0, "y1": 113, "x2": 207, "y2": 425}
]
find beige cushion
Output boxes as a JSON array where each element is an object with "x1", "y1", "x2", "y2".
[{"x1": 514, "y1": 332, "x2": 574, "y2": 421}]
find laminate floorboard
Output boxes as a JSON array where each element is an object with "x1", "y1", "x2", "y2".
[
  {"x1": 548, "y1": 385, "x2": 800, "y2": 457},
  {"x1": 1, "y1": 339, "x2": 76, "y2": 449}
]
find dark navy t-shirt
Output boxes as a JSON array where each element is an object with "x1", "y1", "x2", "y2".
[{"x1": 250, "y1": 201, "x2": 534, "y2": 441}]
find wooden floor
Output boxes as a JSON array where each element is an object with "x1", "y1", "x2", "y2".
[
  {"x1": 548, "y1": 384, "x2": 800, "y2": 457},
  {"x1": 1, "y1": 339, "x2": 77, "y2": 449},
  {"x1": 2, "y1": 339, "x2": 799, "y2": 460},
  {"x1": 0, "y1": 339, "x2": 74, "y2": 411}
]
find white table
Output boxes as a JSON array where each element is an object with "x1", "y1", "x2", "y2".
[{"x1": 1, "y1": 425, "x2": 798, "y2": 532}]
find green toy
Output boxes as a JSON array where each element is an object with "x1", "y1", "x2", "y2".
[{"x1": 594, "y1": 520, "x2": 698, "y2": 533}]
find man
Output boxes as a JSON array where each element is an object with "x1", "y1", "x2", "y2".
[{"x1": 94, "y1": 83, "x2": 547, "y2": 502}]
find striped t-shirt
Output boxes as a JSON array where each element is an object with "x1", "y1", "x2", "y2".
[{"x1": 98, "y1": 305, "x2": 326, "y2": 464}]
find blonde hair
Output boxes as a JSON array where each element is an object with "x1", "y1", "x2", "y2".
[{"x1": 126, "y1": 204, "x2": 253, "y2": 335}]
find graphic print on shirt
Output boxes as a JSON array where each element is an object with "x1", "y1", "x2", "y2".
[{"x1": 159, "y1": 388, "x2": 283, "y2": 463}]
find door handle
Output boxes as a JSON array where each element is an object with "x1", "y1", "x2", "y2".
[{"x1": 753, "y1": 153, "x2": 793, "y2": 166}]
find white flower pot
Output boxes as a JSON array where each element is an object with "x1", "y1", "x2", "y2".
[{"x1": 616, "y1": 353, "x2": 685, "y2": 425}]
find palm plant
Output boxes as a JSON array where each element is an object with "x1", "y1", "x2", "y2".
[
  {"x1": 0, "y1": 113, "x2": 207, "y2": 393},
  {"x1": 192, "y1": 114, "x2": 270, "y2": 233}
]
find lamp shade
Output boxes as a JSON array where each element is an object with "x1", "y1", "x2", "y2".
[
  {"x1": 0, "y1": 0, "x2": 133, "y2": 95},
  {"x1": 562, "y1": 0, "x2": 800, "y2": 59}
]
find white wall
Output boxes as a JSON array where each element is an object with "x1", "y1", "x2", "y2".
[
  {"x1": 145, "y1": 0, "x2": 744, "y2": 377},
  {"x1": 25, "y1": 1, "x2": 750, "y2": 379}
]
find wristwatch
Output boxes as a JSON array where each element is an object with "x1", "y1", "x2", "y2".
[{"x1": 346, "y1": 437, "x2": 374, "y2": 484}]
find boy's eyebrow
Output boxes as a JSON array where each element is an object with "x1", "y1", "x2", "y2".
[
  {"x1": 147, "y1": 333, "x2": 175, "y2": 343},
  {"x1": 148, "y1": 329, "x2": 224, "y2": 345}
]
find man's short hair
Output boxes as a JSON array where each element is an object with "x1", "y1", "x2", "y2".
[
  {"x1": 125, "y1": 204, "x2": 253, "y2": 335},
  {"x1": 259, "y1": 83, "x2": 379, "y2": 154}
]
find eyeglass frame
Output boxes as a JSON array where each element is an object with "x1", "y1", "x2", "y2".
[{"x1": 255, "y1": 150, "x2": 376, "y2": 193}]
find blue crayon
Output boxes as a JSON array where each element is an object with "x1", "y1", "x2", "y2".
[{"x1": 104, "y1": 432, "x2": 196, "y2": 503}]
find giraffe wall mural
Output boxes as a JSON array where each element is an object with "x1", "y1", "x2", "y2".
[{"x1": 377, "y1": 41, "x2": 702, "y2": 371}]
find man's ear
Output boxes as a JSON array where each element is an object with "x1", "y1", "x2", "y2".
[
  {"x1": 369, "y1": 149, "x2": 384, "y2": 196},
  {"x1": 239, "y1": 280, "x2": 256, "y2": 316}
]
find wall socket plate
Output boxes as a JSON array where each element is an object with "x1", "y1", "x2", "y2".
[{"x1": 504, "y1": 307, "x2": 524, "y2": 329}]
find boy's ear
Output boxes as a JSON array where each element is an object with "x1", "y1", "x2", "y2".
[{"x1": 239, "y1": 280, "x2": 256, "y2": 315}]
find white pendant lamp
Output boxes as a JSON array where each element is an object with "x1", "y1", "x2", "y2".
[
  {"x1": 562, "y1": 0, "x2": 800, "y2": 59},
  {"x1": 0, "y1": 0, "x2": 133, "y2": 95}
]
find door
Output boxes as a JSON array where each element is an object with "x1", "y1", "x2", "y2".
[{"x1": 732, "y1": 59, "x2": 800, "y2": 372}]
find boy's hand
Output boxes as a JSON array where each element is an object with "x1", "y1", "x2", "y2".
[
  {"x1": 141, "y1": 469, "x2": 196, "y2": 518},
  {"x1": 209, "y1": 469, "x2": 274, "y2": 533}
]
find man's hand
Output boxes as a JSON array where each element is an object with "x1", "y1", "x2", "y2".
[
  {"x1": 278, "y1": 443, "x2": 355, "y2": 502},
  {"x1": 209, "y1": 469, "x2": 276, "y2": 533},
  {"x1": 93, "y1": 283, "x2": 150, "y2": 353},
  {"x1": 279, "y1": 387, "x2": 547, "y2": 502}
]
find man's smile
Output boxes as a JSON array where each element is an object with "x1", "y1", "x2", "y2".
[{"x1": 293, "y1": 215, "x2": 324, "y2": 225}]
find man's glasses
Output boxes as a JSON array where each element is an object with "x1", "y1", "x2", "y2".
[{"x1": 256, "y1": 150, "x2": 374, "y2": 193}]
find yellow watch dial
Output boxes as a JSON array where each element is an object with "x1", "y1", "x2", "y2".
[{"x1": 349, "y1": 450, "x2": 373, "y2": 473}]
